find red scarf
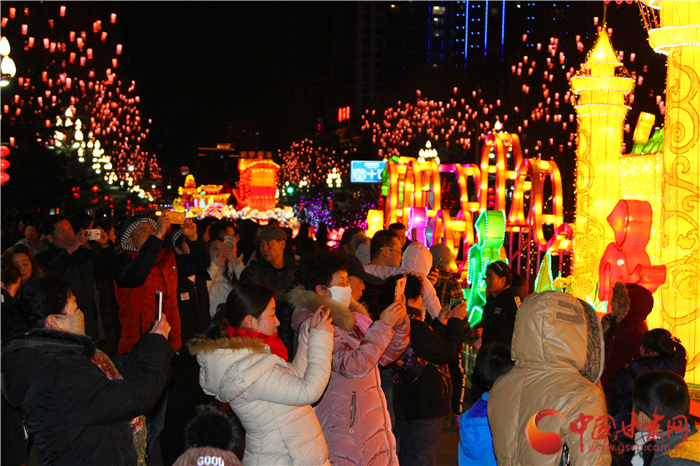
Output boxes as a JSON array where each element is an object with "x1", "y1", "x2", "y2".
[{"x1": 226, "y1": 325, "x2": 289, "y2": 361}]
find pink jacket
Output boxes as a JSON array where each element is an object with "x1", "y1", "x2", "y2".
[{"x1": 289, "y1": 287, "x2": 410, "y2": 466}]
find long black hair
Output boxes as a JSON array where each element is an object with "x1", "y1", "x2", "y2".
[
  {"x1": 205, "y1": 283, "x2": 274, "y2": 340},
  {"x1": 1, "y1": 277, "x2": 71, "y2": 341}
]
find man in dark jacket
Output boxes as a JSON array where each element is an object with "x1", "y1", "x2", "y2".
[
  {"x1": 36, "y1": 214, "x2": 115, "y2": 340},
  {"x1": 239, "y1": 225, "x2": 298, "y2": 358},
  {"x1": 113, "y1": 214, "x2": 208, "y2": 453}
]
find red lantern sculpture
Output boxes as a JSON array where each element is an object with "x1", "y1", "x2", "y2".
[{"x1": 598, "y1": 199, "x2": 667, "y2": 302}]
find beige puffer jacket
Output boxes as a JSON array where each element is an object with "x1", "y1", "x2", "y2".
[
  {"x1": 189, "y1": 324, "x2": 333, "y2": 466},
  {"x1": 488, "y1": 291, "x2": 611, "y2": 466}
]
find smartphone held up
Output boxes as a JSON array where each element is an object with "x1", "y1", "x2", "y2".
[{"x1": 155, "y1": 290, "x2": 163, "y2": 321}]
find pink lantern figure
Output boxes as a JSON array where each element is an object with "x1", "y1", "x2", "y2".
[{"x1": 598, "y1": 200, "x2": 667, "y2": 302}]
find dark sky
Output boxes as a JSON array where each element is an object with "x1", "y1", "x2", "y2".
[
  {"x1": 104, "y1": 2, "x2": 665, "y2": 178},
  {"x1": 119, "y1": 3, "x2": 281, "y2": 165}
]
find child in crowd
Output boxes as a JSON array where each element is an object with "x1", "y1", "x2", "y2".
[
  {"x1": 626, "y1": 370, "x2": 699, "y2": 466},
  {"x1": 458, "y1": 342, "x2": 513, "y2": 466},
  {"x1": 611, "y1": 329, "x2": 687, "y2": 439}
]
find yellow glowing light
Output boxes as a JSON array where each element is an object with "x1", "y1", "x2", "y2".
[
  {"x1": 570, "y1": 27, "x2": 634, "y2": 303},
  {"x1": 641, "y1": 0, "x2": 700, "y2": 384}
]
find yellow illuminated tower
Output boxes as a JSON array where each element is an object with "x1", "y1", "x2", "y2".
[
  {"x1": 570, "y1": 29, "x2": 635, "y2": 301},
  {"x1": 643, "y1": 0, "x2": 700, "y2": 384}
]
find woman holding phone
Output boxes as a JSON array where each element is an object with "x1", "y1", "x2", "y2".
[
  {"x1": 189, "y1": 283, "x2": 334, "y2": 466},
  {"x1": 2, "y1": 278, "x2": 173, "y2": 465},
  {"x1": 288, "y1": 252, "x2": 409, "y2": 466}
]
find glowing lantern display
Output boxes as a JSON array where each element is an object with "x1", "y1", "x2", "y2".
[
  {"x1": 465, "y1": 210, "x2": 507, "y2": 326},
  {"x1": 236, "y1": 158, "x2": 280, "y2": 212},
  {"x1": 598, "y1": 200, "x2": 667, "y2": 302},
  {"x1": 640, "y1": 0, "x2": 700, "y2": 384},
  {"x1": 570, "y1": 28, "x2": 635, "y2": 301}
]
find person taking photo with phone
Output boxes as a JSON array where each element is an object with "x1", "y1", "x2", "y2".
[
  {"x1": 36, "y1": 214, "x2": 114, "y2": 340},
  {"x1": 2, "y1": 278, "x2": 173, "y2": 466},
  {"x1": 379, "y1": 274, "x2": 467, "y2": 466},
  {"x1": 190, "y1": 283, "x2": 334, "y2": 466},
  {"x1": 113, "y1": 214, "x2": 208, "y2": 453},
  {"x1": 289, "y1": 251, "x2": 409, "y2": 466}
]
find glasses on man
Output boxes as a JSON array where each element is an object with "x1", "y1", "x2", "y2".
[{"x1": 383, "y1": 246, "x2": 402, "y2": 255}]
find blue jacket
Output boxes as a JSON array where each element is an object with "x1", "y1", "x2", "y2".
[{"x1": 459, "y1": 392, "x2": 496, "y2": 466}]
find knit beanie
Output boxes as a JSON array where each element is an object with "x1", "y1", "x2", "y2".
[
  {"x1": 172, "y1": 447, "x2": 242, "y2": 466},
  {"x1": 119, "y1": 217, "x2": 157, "y2": 252}
]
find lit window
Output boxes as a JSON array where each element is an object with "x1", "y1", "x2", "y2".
[{"x1": 433, "y1": 6, "x2": 445, "y2": 15}]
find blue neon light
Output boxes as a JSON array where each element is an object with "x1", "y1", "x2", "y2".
[
  {"x1": 484, "y1": 0, "x2": 488, "y2": 55},
  {"x1": 501, "y1": 0, "x2": 505, "y2": 57},
  {"x1": 465, "y1": 0, "x2": 469, "y2": 63}
]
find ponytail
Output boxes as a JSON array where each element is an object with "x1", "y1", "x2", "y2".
[{"x1": 642, "y1": 328, "x2": 687, "y2": 366}]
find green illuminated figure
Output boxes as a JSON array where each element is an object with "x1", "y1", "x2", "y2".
[{"x1": 465, "y1": 210, "x2": 507, "y2": 327}]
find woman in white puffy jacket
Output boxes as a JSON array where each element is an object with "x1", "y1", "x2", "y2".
[{"x1": 189, "y1": 283, "x2": 334, "y2": 466}]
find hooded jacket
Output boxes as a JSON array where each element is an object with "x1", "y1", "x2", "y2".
[
  {"x1": 189, "y1": 323, "x2": 333, "y2": 466},
  {"x1": 288, "y1": 287, "x2": 409, "y2": 466},
  {"x1": 488, "y1": 291, "x2": 611, "y2": 466},
  {"x1": 1, "y1": 329, "x2": 172, "y2": 466},
  {"x1": 601, "y1": 283, "x2": 653, "y2": 390},
  {"x1": 113, "y1": 235, "x2": 209, "y2": 354},
  {"x1": 459, "y1": 392, "x2": 497, "y2": 466},
  {"x1": 364, "y1": 242, "x2": 442, "y2": 319}
]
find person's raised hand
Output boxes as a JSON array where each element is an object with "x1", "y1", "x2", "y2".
[
  {"x1": 220, "y1": 245, "x2": 236, "y2": 263},
  {"x1": 181, "y1": 218, "x2": 197, "y2": 241},
  {"x1": 380, "y1": 300, "x2": 405, "y2": 327},
  {"x1": 437, "y1": 304, "x2": 452, "y2": 325},
  {"x1": 96, "y1": 227, "x2": 110, "y2": 248},
  {"x1": 309, "y1": 305, "x2": 333, "y2": 333},
  {"x1": 427, "y1": 268, "x2": 439, "y2": 285},
  {"x1": 451, "y1": 301, "x2": 468, "y2": 320},
  {"x1": 67, "y1": 230, "x2": 88, "y2": 254},
  {"x1": 155, "y1": 215, "x2": 171, "y2": 239},
  {"x1": 150, "y1": 313, "x2": 171, "y2": 339}
]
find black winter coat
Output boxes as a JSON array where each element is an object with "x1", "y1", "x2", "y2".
[
  {"x1": 1, "y1": 329, "x2": 173, "y2": 466},
  {"x1": 36, "y1": 243, "x2": 115, "y2": 339},
  {"x1": 479, "y1": 286, "x2": 523, "y2": 347},
  {"x1": 393, "y1": 314, "x2": 464, "y2": 421},
  {"x1": 610, "y1": 355, "x2": 686, "y2": 433}
]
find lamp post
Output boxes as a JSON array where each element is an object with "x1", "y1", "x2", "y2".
[{"x1": 0, "y1": 36, "x2": 17, "y2": 87}]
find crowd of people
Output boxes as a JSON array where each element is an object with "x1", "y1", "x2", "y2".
[{"x1": 0, "y1": 213, "x2": 697, "y2": 466}]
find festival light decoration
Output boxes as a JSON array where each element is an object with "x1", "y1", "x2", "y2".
[
  {"x1": 640, "y1": 0, "x2": 700, "y2": 384},
  {"x1": 465, "y1": 210, "x2": 507, "y2": 326},
  {"x1": 599, "y1": 199, "x2": 666, "y2": 302},
  {"x1": 0, "y1": 36, "x2": 16, "y2": 86},
  {"x1": 570, "y1": 27, "x2": 635, "y2": 301},
  {"x1": 234, "y1": 159, "x2": 280, "y2": 212},
  {"x1": 0, "y1": 5, "x2": 161, "y2": 197}
]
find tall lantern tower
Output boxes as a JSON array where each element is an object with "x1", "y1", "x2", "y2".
[
  {"x1": 570, "y1": 29, "x2": 635, "y2": 301},
  {"x1": 642, "y1": 0, "x2": 700, "y2": 384}
]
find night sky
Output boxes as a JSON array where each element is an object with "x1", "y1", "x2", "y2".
[{"x1": 2, "y1": 1, "x2": 667, "y2": 185}]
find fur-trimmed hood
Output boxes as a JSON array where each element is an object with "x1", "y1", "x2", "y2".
[
  {"x1": 188, "y1": 335, "x2": 283, "y2": 404},
  {"x1": 287, "y1": 286, "x2": 369, "y2": 333},
  {"x1": 2, "y1": 328, "x2": 97, "y2": 407},
  {"x1": 188, "y1": 336, "x2": 270, "y2": 356}
]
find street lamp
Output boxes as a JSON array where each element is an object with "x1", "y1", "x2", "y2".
[{"x1": 0, "y1": 36, "x2": 17, "y2": 87}]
